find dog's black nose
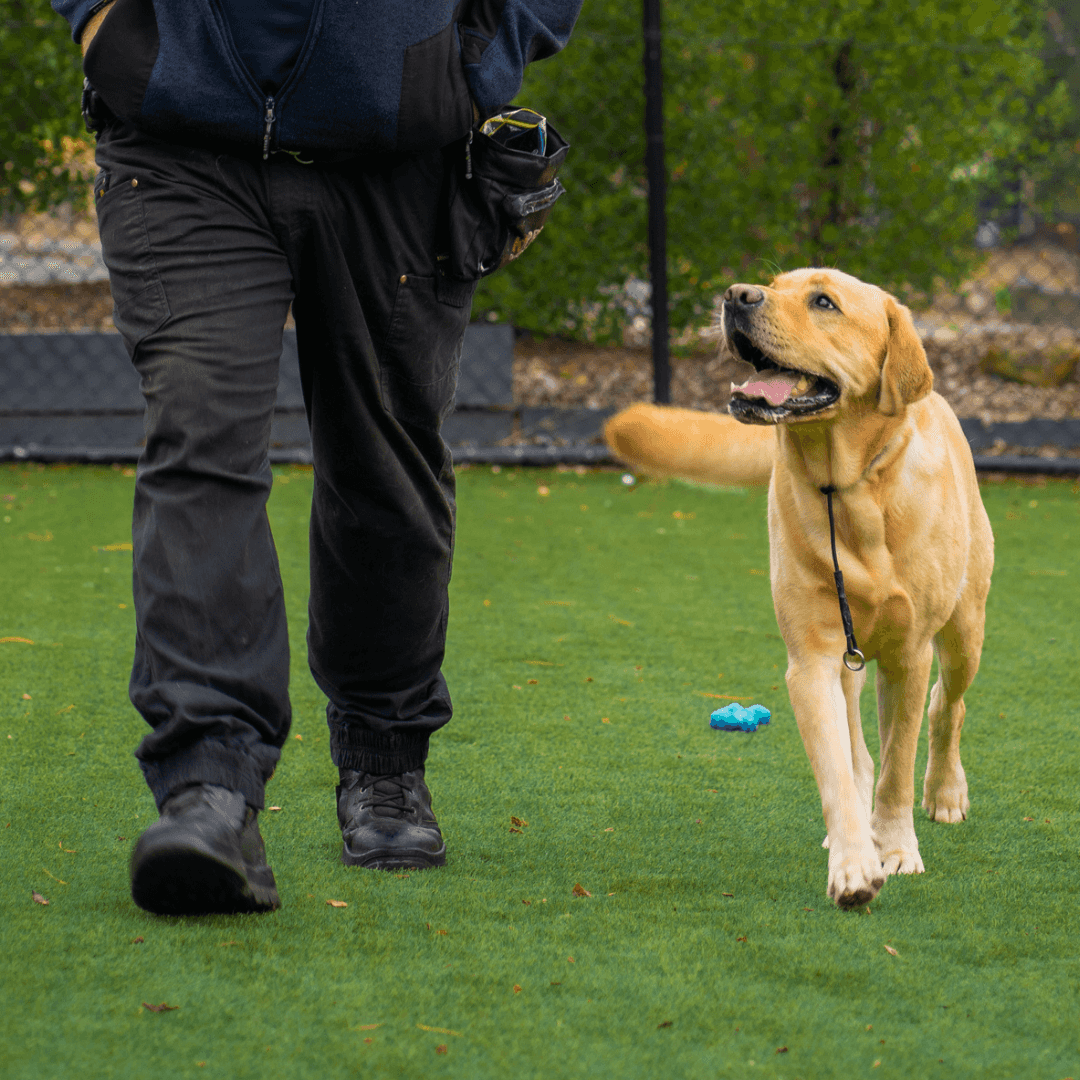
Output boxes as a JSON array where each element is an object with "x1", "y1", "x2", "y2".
[{"x1": 725, "y1": 284, "x2": 764, "y2": 308}]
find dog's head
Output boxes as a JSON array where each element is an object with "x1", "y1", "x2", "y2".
[{"x1": 720, "y1": 268, "x2": 933, "y2": 425}]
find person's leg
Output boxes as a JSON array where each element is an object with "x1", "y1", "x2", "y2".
[
  {"x1": 277, "y1": 148, "x2": 473, "y2": 867},
  {"x1": 94, "y1": 122, "x2": 295, "y2": 910}
]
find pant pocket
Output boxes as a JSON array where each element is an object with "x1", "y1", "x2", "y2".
[
  {"x1": 379, "y1": 274, "x2": 471, "y2": 430},
  {"x1": 95, "y1": 173, "x2": 171, "y2": 352}
]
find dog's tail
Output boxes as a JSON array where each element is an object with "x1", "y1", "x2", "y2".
[{"x1": 604, "y1": 404, "x2": 775, "y2": 487}]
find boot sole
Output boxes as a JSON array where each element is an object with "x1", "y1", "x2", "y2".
[
  {"x1": 131, "y1": 842, "x2": 280, "y2": 915},
  {"x1": 341, "y1": 843, "x2": 447, "y2": 870}
]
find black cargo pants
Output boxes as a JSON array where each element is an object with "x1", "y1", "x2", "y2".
[{"x1": 94, "y1": 121, "x2": 473, "y2": 811}]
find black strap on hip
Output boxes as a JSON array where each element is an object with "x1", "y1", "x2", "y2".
[{"x1": 821, "y1": 486, "x2": 866, "y2": 672}]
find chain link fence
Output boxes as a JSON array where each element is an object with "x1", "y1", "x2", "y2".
[
  {"x1": 3, "y1": 2, "x2": 1080, "y2": 456},
  {"x1": 0, "y1": 212, "x2": 107, "y2": 288}
]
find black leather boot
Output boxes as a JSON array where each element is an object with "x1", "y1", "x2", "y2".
[
  {"x1": 130, "y1": 784, "x2": 280, "y2": 915},
  {"x1": 336, "y1": 768, "x2": 446, "y2": 870}
]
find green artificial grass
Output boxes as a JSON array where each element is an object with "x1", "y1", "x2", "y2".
[{"x1": 1, "y1": 462, "x2": 1079, "y2": 1079}]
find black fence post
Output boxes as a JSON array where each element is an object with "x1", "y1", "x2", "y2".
[{"x1": 642, "y1": 0, "x2": 670, "y2": 404}]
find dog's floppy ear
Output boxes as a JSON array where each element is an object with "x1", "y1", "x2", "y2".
[{"x1": 878, "y1": 295, "x2": 933, "y2": 415}]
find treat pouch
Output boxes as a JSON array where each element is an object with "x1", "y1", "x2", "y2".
[{"x1": 441, "y1": 108, "x2": 569, "y2": 283}]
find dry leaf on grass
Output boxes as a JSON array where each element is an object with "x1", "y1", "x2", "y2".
[
  {"x1": 31, "y1": 891, "x2": 49, "y2": 905},
  {"x1": 354, "y1": 1023, "x2": 381, "y2": 1031},
  {"x1": 510, "y1": 816, "x2": 528, "y2": 828},
  {"x1": 571, "y1": 883, "x2": 592, "y2": 898},
  {"x1": 0, "y1": 637, "x2": 35, "y2": 644},
  {"x1": 143, "y1": 1002, "x2": 179, "y2": 1012},
  {"x1": 436, "y1": 1044, "x2": 448, "y2": 1055},
  {"x1": 326, "y1": 899, "x2": 348, "y2": 908},
  {"x1": 131, "y1": 936, "x2": 144, "y2": 944},
  {"x1": 776, "y1": 1046, "x2": 789, "y2": 1054},
  {"x1": 884, "y1": 944, "x2": 899, "y2": 957},
  {"x1": 513, "y1": 984, "x2": 522, "y2": 994},
  {"x1": 416, "y1": 1024, "x2": 462, "y2": 1036},
  {"x1": 657, "y1": 1020, "x2": 673, "y2": 1029}
]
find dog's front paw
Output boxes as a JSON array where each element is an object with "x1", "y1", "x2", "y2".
[
  {"x1": 923, "y1": 761, "x2": 970, "y2": 824},
  {"x1": 871, "y1": 817, "x2": 925, "y2": 877},
  {"x1": 827, "y1": 845, "x2": 885, "y2": 909}
]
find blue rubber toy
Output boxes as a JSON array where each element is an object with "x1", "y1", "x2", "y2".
[{"x1": 710, "y1": 703, "x2": 771, "y2": 732}]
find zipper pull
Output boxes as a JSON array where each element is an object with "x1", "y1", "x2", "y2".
[
  {"x1": 262, "y1": 97, "x2": 276, "y2": 161},
  {"x1": 465, "y1": 128, "x2": 473, "y2": 180}
]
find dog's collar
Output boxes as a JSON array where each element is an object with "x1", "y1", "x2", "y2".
[{"x1": 816, "y1": 427, "x2": 906, "y2": 497}]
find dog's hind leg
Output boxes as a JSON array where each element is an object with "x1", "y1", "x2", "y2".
[
  {"x1": 822, "y1": 663, "x2": 872, "y2": 851},
  {"x1": 923, "y1": 584, "x2": 986, "y2": 823},
  {"x1": 872, "y1": 644, "x2": 934, "y2": 877}
]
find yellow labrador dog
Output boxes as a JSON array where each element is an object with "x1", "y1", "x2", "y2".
[{"x1": 605, "y1": 268, "x2": 993, "y2": 908}]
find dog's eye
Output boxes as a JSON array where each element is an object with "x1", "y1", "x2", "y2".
[{"x1": 813, "y1": 294, "x2": 837, "y2": 311}]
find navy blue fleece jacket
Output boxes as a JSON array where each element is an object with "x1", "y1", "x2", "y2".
[{"x1": 52, "y1": 0, "x2": 581, "y2": 155}]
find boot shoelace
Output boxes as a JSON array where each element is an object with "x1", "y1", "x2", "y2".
[{"x1": 354, "y1": 773, "x2": 412, "y2": 819}]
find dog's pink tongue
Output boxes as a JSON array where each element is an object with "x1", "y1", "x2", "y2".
[{"x1": 736, "y1": 373, "x2": 800, "y2": 406}]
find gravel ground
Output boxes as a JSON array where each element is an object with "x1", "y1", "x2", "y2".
[
  {"x1": 513, "y1": 333, "x2": 1080, "y2": 424},
  {"x1": 3, "y1": 285, "x2": 1078, "y2": 425},
  {"x1": 0, "y1": 282, "x2": 114, "y2": 332}
]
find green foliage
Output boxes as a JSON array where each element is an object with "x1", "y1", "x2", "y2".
[
  {"x1": 0, "y1": 0, "x2": 90, "y2": 214},
  {"x1": 476, "y1": 0, "x2": 1058, "y2": 340},
  {"x1": 991, "y1": 0, "x2": 1080, "y2": 225},
  {"x1": 4, "y1": 0, "x2": 1066, "y2": 344}
]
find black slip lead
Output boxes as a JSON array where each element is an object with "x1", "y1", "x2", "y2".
[{"x1": 820, "y1": 486, "x2": 866, "y2": 672}]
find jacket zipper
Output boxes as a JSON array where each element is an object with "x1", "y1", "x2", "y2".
[{"x1": 262, "y1": 97, "x2": 275, "y2": 160}]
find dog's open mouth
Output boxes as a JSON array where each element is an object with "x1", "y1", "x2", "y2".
[{"x1": 727, "y1": 330, "x2": 840, "y2": 424}]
